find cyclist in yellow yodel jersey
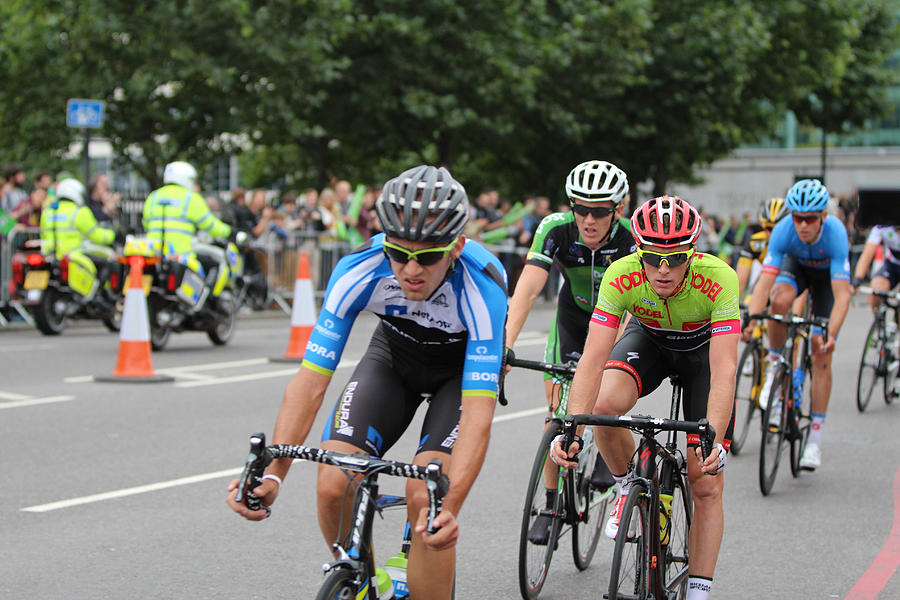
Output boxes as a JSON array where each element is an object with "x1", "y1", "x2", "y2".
[
  {"x1": 736, "y1": 197, "x2": 789, "y2": 299},
  {"x1": 551, "y1": 196, "x2": 737, "y2": 600}
]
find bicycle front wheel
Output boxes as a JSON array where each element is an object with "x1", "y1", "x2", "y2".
[
  {"x1": 759, "y1": 369, "x2": 788, "y2": 496},
  {"x1": 883, "y1": 322, "x2": 898, "y2": 405},
  {"x1": 608, "y1": 483, "x2": 650, "y2": 600},
  {"x1": 571, "y1": 441, "x2": 613, "y2": 571},
  {"x1": 731, "y1": 340, "x2": 762, "y2": 455},
  {"x1": 857, "y1": 319, "x2": 883, "y2": 413},
  {"x1": 789, "y1": 365, "x2": 812, "y2": 478},
  {"x1": 315, "y1": 567, "x2": 360, "y2": 600},
  {"x1": 518, "y1": 421, "x2": 564, "y2": 600},
  {"x1": 662, "y1": 469, "x2": 692, "y2": 599}
]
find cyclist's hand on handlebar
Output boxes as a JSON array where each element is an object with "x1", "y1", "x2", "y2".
[
  {"x1": 416, "y1": 507, "x2": 459, "y2": 551},
  {"x1": 822, "y1": 333, "x2": 836, "y2": 353},
  {"x1": 549, "y1": 434, "x2": 580, "y2": 469},
  {"x1": 694, "y1": 443, "x2": 727, "y2": 476},
  {"x1": 225, "y1": 477, "x2": 279, "y2": 521},
  {"x1": 740, "y1": 319, "x2": 754, "y2": 343}
]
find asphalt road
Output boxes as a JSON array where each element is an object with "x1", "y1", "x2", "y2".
[{"x1": 1, "y1": 298, "x2": 898, "y2": 599}]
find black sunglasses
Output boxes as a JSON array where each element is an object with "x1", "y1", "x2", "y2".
[
  {"x1": 571, "y1": 204, "x2": 615, "y2": 219},
  {"x1": 792, "y1": 212, "x2": 823, "y2": 225}
]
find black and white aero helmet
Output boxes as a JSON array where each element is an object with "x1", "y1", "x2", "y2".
[
  {"x1": 375, "y1": 165, "x2": 469, "y2": 243},
  {"x1": 565, "y1": 160, "x2": 629, "y2": 205}
]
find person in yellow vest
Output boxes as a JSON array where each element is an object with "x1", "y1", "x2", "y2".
[
  {"x1": 39, "y1": 178, "x2": 116, "y2": 300},
  {"x1": 142, "y1": 161, "x2": 233, "y2": 297}
]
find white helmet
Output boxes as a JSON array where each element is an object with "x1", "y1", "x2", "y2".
[
  {"x1": 56, "y1": 178, "x2": 86, "y2": 206},
  {"x1": 163, "y1": 161, "x2": 197, "y2": 189},
  {"x1": 565, "y1": 160, "x2": 629, "y2": 205}
]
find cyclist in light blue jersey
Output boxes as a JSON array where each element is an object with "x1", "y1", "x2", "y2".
[
  {"x1": 227, "y1": 165, "x2": 508, "y2": 600},
  {"x1": 744, "y1": 179, "x2": 851, "y2": 471}
]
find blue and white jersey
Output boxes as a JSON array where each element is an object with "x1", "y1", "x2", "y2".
[
  {"x1": 866, "y1": 225, "x2": 900, "y2": 266},
  {"x1": 761, "y1": 214, "x2": 850, "y2": 281},
  {"x1": 301, "y1": 234, "x2": 509, "y2": 400}
]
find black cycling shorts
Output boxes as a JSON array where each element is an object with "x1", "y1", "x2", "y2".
[
  {"x1": 605, "y1": 319, "x2": 735, "y2": 448},
  {"x1": 543, "y1": 292, "x2": 590, "y2": 379},
  {"x1": 775, "y1": 257, "x2": 834, "y2": 321},
  {"x1": 321, "y1": 323, "x2": 465, "y2": 457},
  {"x1": 874, "y1": 260, "x2": 900, "y2": 290}
]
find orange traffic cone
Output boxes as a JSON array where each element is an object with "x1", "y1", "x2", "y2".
[
  {"x1": 270, "y1": 251, "x2": 317, "y2": 362},
  {"x1": 96, "y1": 256, "x2": 173, "y2": 383}
]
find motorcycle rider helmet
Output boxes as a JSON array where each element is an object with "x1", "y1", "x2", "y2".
[
  {"x1": 163, "y1": 161, "x2": 198, "y2": 190},
  {"x1": 785, "y1": 179, "x2": 829, "y2": 213},
  {"x1": 631, "y1": 195, "x2": 702, "y2": 248},
  {"x1": 759, "y1": 197, "x2": 789, "y2": 229},
  {"x1": 565, "y1": 160, "x2": 629, "y2": 205},
  {"x1": 56, "y1": 178, "x2": 86, "y2": 206},
  {"x1": 375, "y1": 165, "x2": 469, "y2": 243}
]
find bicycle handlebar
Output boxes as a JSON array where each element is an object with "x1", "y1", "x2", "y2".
[
  {"x1": 563, "y1": 414, "x2": 717, "y2": 460},
  {"x1": 505, "y1": 348, "x2": 578, "y2": 378},
  {"x1": 748, "y1": 312, "x2": 830, "y2": 340},
  {"x1": 859, "y1": 287, "x2": 900, "y2": 307},
  {"x1": 235, "y1": 433, "x2": 451, "y2": 533}
]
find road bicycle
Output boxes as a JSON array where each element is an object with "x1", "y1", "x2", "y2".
[
  {"x1": 506, "y1": 350, "x2": 615, "y2": 600},
  {"x1": 749, "y1": 312, "x2": 829, "y2": 496},
  {"x1": 731, "y1": 313, "x2": 766, "y2": 455},
  {"x1": 856, "y1": 287, "x2": 900, "y2": 412},
  {"x1": 235, "y1": 432, "x2": 449, "y2": 599},
  {"x1": 561, "y1": 376, "x2": 715, "y2": 600}
]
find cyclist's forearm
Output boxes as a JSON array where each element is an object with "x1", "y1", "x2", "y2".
[
  {"x1": 854, "y1": 243, "x2": 878, "y2": 281},
  {"x1": 747, "y1": 271, "x2": 776, "y2": 316},
  {"x1": 442, "y1": 396, "x2": 494, "y2": 515},
  {"x1": 269, "y1": 367, "x2": 331, "y2": 478},
  {"x1": 827, "y1": 280, "x2": 851, "y2": 339},
  {"x1": 568, "y1": 322, "x2": 616, "y2": 434},
  {"x1": 505, "y1": 265, "x2": 548, "y2": 349},
  {"x1": 708, "y1": 336, "x2": 738, "y2": 445}
]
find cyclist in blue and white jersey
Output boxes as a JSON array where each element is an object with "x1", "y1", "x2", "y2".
[
  {"x1": 851, "y1": 224, "x2": 900, "y2": 301},
  {"x1": 227, "y1": 165, "x2": 508, "y2": 600},
  {"x1": 743, "y1": 179, "x2": 851, "y2": 471}
]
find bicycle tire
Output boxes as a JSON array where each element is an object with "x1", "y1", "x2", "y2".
[
  {"x1": 883, "y1": 321, "x2": 898, "y2": 405},
  {"x1": 518, "y1": 422, "x2": 565, "y2": 600},
  {"x1": 856, "y1": 319, "x2": 882, "y2": 413},
  {"x1": 608, "y1": 482, "x2": 650, "y2": 600},
  {"x1": 759, "y1": 369, "x2": 788, "y2": 496},
  {"x1": 315, "y1": 567, "x2": 361, "y2": 600},
  {"x1": 662, "y1": 468, "x2": 692, "y2": 598},
  {"x1": 571, "y1": 442, "x2": 612, "y2": 571},
  {"x1": 731, "y1": 340, "x2": 762, "y2": 455},
  {"x1": 789, "y1": 363, "x2": 812, "y2": 478}
]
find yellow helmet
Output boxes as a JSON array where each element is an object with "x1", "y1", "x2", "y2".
[{"x1": 759, "y1": 197, "x2": 788, "y2": 229}]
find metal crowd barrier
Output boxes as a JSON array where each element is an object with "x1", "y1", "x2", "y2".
[{"x1": 0, "y1": 227, "x2": 40, "y2": 326}]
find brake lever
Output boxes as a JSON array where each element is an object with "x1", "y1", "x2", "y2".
[{"x1": 235, "y1": 432, "x2": 272, "y2": 516}]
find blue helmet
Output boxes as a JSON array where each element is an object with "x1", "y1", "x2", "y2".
[{"x1": 785, "y1": 179, "x2": 830, "y2": 213}]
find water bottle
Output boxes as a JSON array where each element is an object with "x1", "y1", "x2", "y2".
[
  {"x1": 373, "y1": 567, "x2": 394, "y2": 600},
  {"x1": 792, "y1": 368, "x2": 804, "y2": 407},
  {"x1": 384, "y1": 553, "x2": 409, "y2": 599},
  {"x1": 659, "y1": 493, "x2": 673, "y2": 546}
]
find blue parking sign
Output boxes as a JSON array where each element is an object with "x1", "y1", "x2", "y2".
[{"x1": 66, "y1": 99, "x2": 105, "y2": 128}]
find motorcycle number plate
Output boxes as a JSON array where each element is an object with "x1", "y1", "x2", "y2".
[
  {"x1": 142, "y1": 274, "x2": 153, "y2": 296},
  {"x1": 24, "y1": 270, "x2": 50, "y2": 290}
]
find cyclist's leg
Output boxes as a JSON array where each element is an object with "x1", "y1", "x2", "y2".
[
  {"x1": 679, "y1": 349, "x2": 734, "y2": 587},
  {"x1": 806, "y1": 270, "x2": 836, "y2": 462},
  {"x1": 767, "y1": 260, "x2": 802, "y2": 350},
  {"x1": 595, "y1": 322, "x2": 667, "y2": 476},
  {"x1": 406, "y1": 376, "x2": 464, "y2": 600},
  {"x1": 317, "y1": 331, "x2": 420, "y2": 550}
]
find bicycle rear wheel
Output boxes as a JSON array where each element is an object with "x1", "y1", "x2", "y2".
[
  {"x1": 759, "y1": 369, "x2": 788, "y2": 496},
  {"x1": 857, "y1": 320, "x2": 883, "y2": 413},
  {"x1": 731, "y1": 341, "x2": 762, "y2": 455},
  {"x1": 518, "y1": 422, "x2": 564, "y2": 600},
  {"x1": 571, "y1": 440, "x2": 613, "y2": 571},
  {"x1": 315, "y1": 567, "x2": 360, "y2": 600},
  {"x1": 883, "y1": 321, "x2": 898, "y2": 405},
  {"x1": 662, "y1": 469, "x2": 692, "y2": 598},
  {"x1": 608, "y1": 482, "x2": 650, "y2": 600}
]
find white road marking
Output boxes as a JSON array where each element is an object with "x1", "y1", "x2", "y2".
[
  {"x1": 0, "y1": 395, "x2": 75, "y2": 410},
  {"x1": 173, "y1": 358, "x2": 361, "y2": 388},
  {"x1": 20, "y1": 402, "x2": 546, "y2": 512},
  {"x1": 0, "y1": 391, "x2": 30, "y2": 400}
]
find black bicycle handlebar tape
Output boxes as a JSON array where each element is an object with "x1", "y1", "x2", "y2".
[
  {"x1": 236, "y1": 432, "x2": 272, "y2": 516},
  {"x1": 424, "y1": 459, "x2": 449, "y2": 535},
  {"x1": 497, "y1": 348, "x2": 512, "y2": 407}
]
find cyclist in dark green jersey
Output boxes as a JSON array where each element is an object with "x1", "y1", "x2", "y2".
[
  {"x1": 505, "y1": 160, "x2": 635, "y2": 543},
  {"x1": 552, "y1": 196, "x2": 738, "y2": 600}
]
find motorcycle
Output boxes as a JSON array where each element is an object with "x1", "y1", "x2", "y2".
[
  {"x1": 10, "y1": 239, "x2": 126, "y2": 335},
  {"x1": 122, "y1": 235, "x2": 245, "y2": 351}
]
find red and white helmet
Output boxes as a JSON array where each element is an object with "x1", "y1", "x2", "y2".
[{"x1": 631, "y1": 196, "x2": 702, "y2": 248}]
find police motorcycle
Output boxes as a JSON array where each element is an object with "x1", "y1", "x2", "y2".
[
  {"x1": 122, "y1": 230, "x2": 247, "y2": 351},
  {"x1": 9, "y1": 188, "x2": 126, "y2": 335}
]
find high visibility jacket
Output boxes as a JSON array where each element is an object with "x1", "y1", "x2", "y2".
[
  {"x1": 142, "y1": 184, "x2": 231, "y2": 255},
  {"x1": 40, "y1": 200, "x2": 115, "y2": 259}
]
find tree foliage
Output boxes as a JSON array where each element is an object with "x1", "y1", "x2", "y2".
[{"x1": 0, "y1": 0, "x2": 898, "y2": 200}]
